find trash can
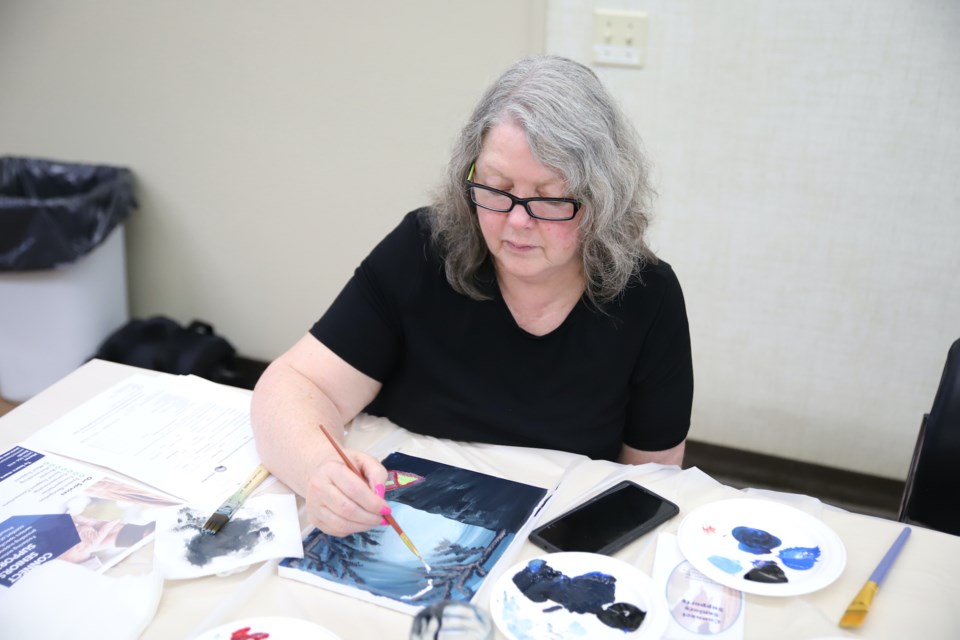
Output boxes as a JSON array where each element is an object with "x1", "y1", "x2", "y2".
[{"x1": 0, "y1": 156, "x2": 136, "y2": 402}]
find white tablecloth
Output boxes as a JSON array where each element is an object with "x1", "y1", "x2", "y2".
[{"x1": 1, "y1": 360, "x2": 958, "y2": 639}]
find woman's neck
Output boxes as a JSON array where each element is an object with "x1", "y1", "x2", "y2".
[{"x1": 496, "y1": 267, "x2": 586, "y2": 336}]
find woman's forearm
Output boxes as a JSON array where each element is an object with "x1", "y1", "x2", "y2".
[
  {"x1": 249, "y1": 334, "x2": 383, "y2": 498},
  {"x1": 249, "y1": 359, "x2": 347, "y2": 497}
]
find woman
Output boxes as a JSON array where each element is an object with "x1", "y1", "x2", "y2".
[{"x1": 251, "y1": 55, "x2": 693, "y2": 537}]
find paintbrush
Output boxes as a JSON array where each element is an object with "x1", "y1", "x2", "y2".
[
  {"x1": 201, "y1": 464, "x2": 271, "y2": 535},
  {"x1": 317, "y1": 423, "x2": 430, "y2": 571},
  {"x1": 838, "y1": 526, "x2": 911, "y2": 629}
]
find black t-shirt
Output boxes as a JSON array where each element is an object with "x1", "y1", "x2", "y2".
[{"x1": 311, "y1": 208, "x2": 693, "y2": 461}]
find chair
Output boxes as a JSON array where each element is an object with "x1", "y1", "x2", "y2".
[{"x1": 897, "y1": 338, "x2": 960, "y2": 535}]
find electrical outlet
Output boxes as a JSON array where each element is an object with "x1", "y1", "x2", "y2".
[{"x1": 592, "y1": 9, "x2": 648, "y2": 68}]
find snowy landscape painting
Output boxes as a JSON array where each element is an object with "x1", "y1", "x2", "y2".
[{"x1": 278, "y1": 452, "x2": 547, "y2": 612}]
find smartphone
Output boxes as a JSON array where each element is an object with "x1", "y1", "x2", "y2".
[{"x1": 528, "y1": 480, "x2": 679, "y2": 555}]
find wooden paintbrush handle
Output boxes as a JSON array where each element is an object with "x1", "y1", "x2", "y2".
[
  {"x1": 317, "y1": 423, "x2": 427, "y2": 568},
  {"x1": 318, "y1": 423, "x2": 363, "y2": 475}
]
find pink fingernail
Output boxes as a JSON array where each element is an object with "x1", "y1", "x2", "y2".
[
  {"x1": 380, "y1": 517, "x2": 388, "y2": 525},
  {"x1": 375, "y1": 483, "x2": 385, "y2": 498},
  {"x1": 380, "y1": 505, "x2": 391, "y2": 516}
]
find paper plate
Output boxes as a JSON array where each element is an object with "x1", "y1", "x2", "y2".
[
  {"x1": 489, "y1": 552, "x2": 668, "y2": 640},
  {"x1": 676, "y1": 499, "x2": 846, "y2": 596},
  {"x1": 193, "y1": 616, "x2": 342, "y2": 640}
]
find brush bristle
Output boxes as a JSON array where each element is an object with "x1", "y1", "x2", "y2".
[
  {"x1": 838, "y1": 581, "x2": 877, "y2": 629},
  {"x1": 201, "y1": 513, "x2": 229, "y2": 535},
  {"x1": 838, "y1": 610, "x2": 866, "y2": 629}
]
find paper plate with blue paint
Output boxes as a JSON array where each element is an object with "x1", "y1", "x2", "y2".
[
  {"x1": 676, "y1": 499, "x2": 846, "y2": 596},
  {"x1": 489, "y1": 552, "x2": 669, "y2": 640}
]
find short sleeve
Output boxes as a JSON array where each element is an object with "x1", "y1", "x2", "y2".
[
  {"x1": 309, "y1": 210, "x2": 429, "y2": 381},
  {"x1": 623, "y1": 265, "x2": 694, "y2": 451}
]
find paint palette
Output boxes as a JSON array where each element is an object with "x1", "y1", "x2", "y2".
[
  {"x1": 676, "y1": 499, "x2": 846, "y2": 596},
  {"x1": 193, "y1": 616, "x2": 342, "y2": 640},
  {"x1": 489, "y1": 552, "x2": 669, "y2": 639}
]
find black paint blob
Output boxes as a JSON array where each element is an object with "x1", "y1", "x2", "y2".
[
  {"x1": 597, "y1": 601, "x2": 646, "y2": 631},
  {"x1": 512, "y1": 559, "x2": 646, "y2": 631},
  {"x1": 743, "y1": 560, "x2": 788, "y2": 583}
]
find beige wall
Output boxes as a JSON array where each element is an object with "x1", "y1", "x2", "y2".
[
  {"x1": 0, "y1": 0, "x2": 546, "y2": 358},
  {"x1": 549, "y1": 0, "x2": 960, "y2": 478},
  {"x1": 2, "y1": 1, "x2": 958, "y2": 480}
]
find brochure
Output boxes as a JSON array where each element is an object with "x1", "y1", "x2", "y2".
[{"x1": 0, "y1": 445, "x2": 178, "y2": 589}]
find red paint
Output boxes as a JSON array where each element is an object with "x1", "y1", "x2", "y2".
[
  {"x1": 231, "y1": 626, "x2": 270, "y2": 639},
  {"x1": 383, "y1": 469, "x2": 425, "y2": 491}
]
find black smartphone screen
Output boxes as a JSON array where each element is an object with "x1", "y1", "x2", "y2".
[{"x1": 528, "y1": 481, "x2": 679, "y2": 555}]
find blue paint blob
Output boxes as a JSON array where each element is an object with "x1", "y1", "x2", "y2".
[
  {"x1": 512, "y1": 559, "x2": 646, "y2": 631},
  {"x1": 778, "y1": 546, "x2": 821, "y2": 570},
  {"x1": 708, "y1": 555, "x2": 743, "y2": 574},
  {"x1": 732, "y1": 526, "x2": 782, "y2": 554},
  {"x1": 513, "y1": 560, "x2": 614, "y2": 614}
]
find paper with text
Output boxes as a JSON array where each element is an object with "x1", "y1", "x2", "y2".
[{"x1": 23, "y1": 375, "x2": 261, "y2": 506}]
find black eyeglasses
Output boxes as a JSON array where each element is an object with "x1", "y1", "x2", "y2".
[{"x1": 465, "y1": 165, "x2": 581, "y2": 222}]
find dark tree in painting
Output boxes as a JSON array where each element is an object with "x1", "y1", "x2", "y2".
[
  {"x1": 418, "y1": 529, "x2": 508, "y2": 601},
  {"x1": 295, "y1": 528, "x2": 383, "y2": 585}
]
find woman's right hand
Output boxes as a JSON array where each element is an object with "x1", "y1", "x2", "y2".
[
  {"x1": 250, "y1": 335, "x2": 388, "y2": 536},
  {"x1": 304, "y1": 448, "x2": 390, "y2": 537}
]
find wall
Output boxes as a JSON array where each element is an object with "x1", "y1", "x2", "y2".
[
  {"x1": 2, "y1": 1, "x2": 957, "y2": 480},
  {"x1": 547, "y1": 0, "x2": 960, "y2": 477},
  {"x1": 0, "y1": 0, "x2": 545, "y2": 359}
]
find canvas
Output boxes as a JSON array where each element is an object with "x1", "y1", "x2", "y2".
[{"x1": 278, "y1": 452, "x2": 548, "y2": 613}]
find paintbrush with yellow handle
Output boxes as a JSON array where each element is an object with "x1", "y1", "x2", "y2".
[
  {"x1": 839, "y1": 526, "x2": 911, "y2": 629},
  {"x1": 201, "y1": 464, "x2": 271, "y2": 534},
  {"x1": 317, "y1": 422, "x2": 431, "y2": 571}
]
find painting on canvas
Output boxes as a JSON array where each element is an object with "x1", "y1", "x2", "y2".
[{"x1": 278, "y1": 452, "x2": 548, "y2": 612}]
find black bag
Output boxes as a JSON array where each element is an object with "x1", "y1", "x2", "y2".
[{"x1": 93, "y1": 316, "x2": 238, "y2": 384}]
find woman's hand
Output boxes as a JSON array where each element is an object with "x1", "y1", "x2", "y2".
[
  {"x1": 251, "y1": 335, "x2": 387, "y2": 536},
  {"x1": 304, "y1": 448, "x2": 390, "y2": 537}
]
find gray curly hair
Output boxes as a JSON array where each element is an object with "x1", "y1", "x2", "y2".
[{"x1": 425, "y1": 55, "x2": 657, "y2": 306}]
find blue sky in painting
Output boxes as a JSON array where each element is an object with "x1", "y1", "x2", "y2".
[{"x1": 289, "y1": 501, "x2": 514, "y2": 606}]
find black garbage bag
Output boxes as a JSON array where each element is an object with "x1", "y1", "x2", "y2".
[{"x1": 0, "y1": 156, "x2": 137, "y2": 271}]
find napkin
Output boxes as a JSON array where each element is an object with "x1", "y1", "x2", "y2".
[
  {"x1": 153, "y1": 493, "x2": 303, "y2": 579},
  {"x1": 0, "y1": 560, "x2": 163, "y2": 639},
  {"x1": 652, "y1": 532, "x2": 745, "y2": 639}
]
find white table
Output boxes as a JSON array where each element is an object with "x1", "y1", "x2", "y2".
[{"x1": 2, "y1": 360, "x2": 958, "y2": 639}]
